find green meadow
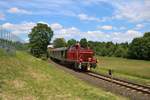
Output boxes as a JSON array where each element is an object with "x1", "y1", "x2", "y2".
[
  {"x1": 92, "y1": 56, "x2": 150, "y2": 86},
  {"x1": 0, "y1": 49, "x2": 126, "y2": 100}
]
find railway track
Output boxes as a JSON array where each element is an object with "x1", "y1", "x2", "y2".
[
  {"x1": 50, "y1": 60, "x2": 150, "y2": 99},
  {"x1": 86, "y1": 71, "x2": 150, "y2": 95}
]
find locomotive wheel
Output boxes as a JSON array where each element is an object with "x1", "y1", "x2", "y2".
[
  {"x1": 81, "y1": 64, "x2": 90, "y2": 71},
  {"x1": 81, "y1": 66, "x2": 87, "y2": 71}
]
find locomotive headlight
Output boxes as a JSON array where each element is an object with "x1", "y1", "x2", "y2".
[
  {"x1": 88, "y1": 58, "x2": 92, "y2": 62},
  {"x1": 79, "y1": 58, "x2": 83, "y2": 62}
]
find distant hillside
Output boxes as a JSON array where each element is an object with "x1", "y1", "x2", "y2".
[{"x1": 0, "y1": 49, "x2": 126, "y2": 100}]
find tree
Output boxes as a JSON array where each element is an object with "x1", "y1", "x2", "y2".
[
  {"x1": 105, "y1": 42, "x2": 115, "y2": 56},
  {"x1": 15, "y1": 41, "x2": 28, "y2": 50},
  {"x1": 128, "y1": 32, "x2": 150, "y2": 60},
  {"x1": 143, "y1": 32, "x2": 150, "y2": 38},
  {"x1": 67, "y1": 39, "x2": 76, "y2": 47},
  {"x1": 28, "y1": 23, "x2": 53, "y2": 58},
  {"x1": 114, "y1": 46, "x2": 127, "y2": 57},
  {"x1": 88, "y1": 41, "x2": 94, "y2": 49},
  {"x1": 53, "y1": 38, "x2": 66, "y2": 48},
  {"x1": 80, "y1": 38, "x2": 88, "y2": 48}
]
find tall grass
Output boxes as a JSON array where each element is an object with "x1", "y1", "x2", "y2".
[
  {"x1": 93, "y1": 56, "x2": 150, "y2": 85},
  {"x1": 0, "y1": 51, "x2": 126, "y2": 100},
  {"x1": 0, "y1": 48, "x2": 16, "y2": 57}
]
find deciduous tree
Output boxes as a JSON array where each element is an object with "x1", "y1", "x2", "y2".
[
  {"x1": 28, "y1": 23, "x2": 53, "y2": 57},
  {"x1": 80, "y1": 38, "x2": 88, "y2": 48},
  {"x1": 53, "y1": 38, "x2": 66, "y2": 48},
  {"x1": 67, "y1": 39, "x2": 76, "y2": 47}
]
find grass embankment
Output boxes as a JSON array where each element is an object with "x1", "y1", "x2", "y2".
[
  {"x1": 0, "y1": 49, "x2": 126, "y2": 100},
  {"x1": 92, "y1": 56, "x2": 150, "y2": 86}
]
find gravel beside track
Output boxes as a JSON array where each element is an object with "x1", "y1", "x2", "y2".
[
  {"x1": 49, "y1": 60, "x2": 150, "y2": 100},
  {"x1": 87, "y1": 71, "x2": 150, "y2": 94}
]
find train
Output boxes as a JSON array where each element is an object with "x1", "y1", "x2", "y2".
[{"x1": 48, "y1": 43, "x2": 97, "y2": 71}]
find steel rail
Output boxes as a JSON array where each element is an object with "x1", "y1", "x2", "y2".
[{"x1": 86, "y1": 71, "x2": 150, "y2": 95}]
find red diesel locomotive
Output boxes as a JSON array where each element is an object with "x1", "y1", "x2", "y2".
[{"x1": 48, "y1": 43, "x2": 97, "y2": 71}]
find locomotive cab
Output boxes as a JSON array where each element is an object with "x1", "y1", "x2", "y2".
[
  {"x1": 67, "y1": 43, "x2": 97, "y2": 71},
  {"x1": 78, "y1": 47, "x2": 97, "y2": 71}
]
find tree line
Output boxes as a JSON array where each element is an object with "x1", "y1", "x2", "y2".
[
  {"x1": 52, "y1": 32, "x2": 150, "y2": 60},
  {"x1": 28, "y1": 23, "x2": 150, "y2": 60}
]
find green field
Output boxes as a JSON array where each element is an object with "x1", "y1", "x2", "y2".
[
  {"x1": 0, "y1": 49, "x2": 126, "y2": 100},
  {"x1": 92, "y1": 56, "x2": 150, "y2": 86}
]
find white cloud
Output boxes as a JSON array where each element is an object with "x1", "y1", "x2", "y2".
[
  {"x1": 126, "y1": 30, "x2": 141, "y2": 37},
  {"x1": 82, "y1": 30, "x2": 142, "y2": 43},
  {"x1": 50, "y1": 23, "x2": 63, "y2": 30},
  {"x1": 113, "y1": 1, "x2": 150, "y2": 22},
  {"x1": 0, "y1": 13, "x2": 5, "y2": 20},
  {"x1": 2, "y1": 0, "x2": 150, "y2": 23},
  {"x1": 119, "y1": 26, "x2": 126, "y2": 30},
  {"x1": 50, "y1": 23, "x2": 80, "y2": 41},
  {"x1": 3, "y1": 1, "x2": 77, "y2": 16},
  {"x1": 50, "y1": 23, "x2": 142, "y2": 43},
  {"x1": 2, "y1": 22, "x2": 36, "y2": 35},
  {"x1": 1, "y1": 22, "x2": 142, "y2": 43},
  {"x1": 51, "y1": 25, "x2": 80, "y2": 41},
  {"x1": 135, "y1": 24, "x2": 144, "y2": 30},
  {"x1": 97, "y1": 25, "x2": 127, "y2": 31},
  {"x1": 97, "y1": 25, "x2": 113, "y2": 30},
  {"x1": 83, "y1": 31, "x2": 109, "y2": 41},
  {"x1": 110, "y1": 30, "x2": 142, "y2": 43},
  {"x1": 7, "y1": 7, "x2": 31, "y2": 14},
  {"x1": 84, "y1": 0, "x2": 150, "y2": 22},
  {"x1": 78, "y1": 13, "x2": 101, "y2": 22}
]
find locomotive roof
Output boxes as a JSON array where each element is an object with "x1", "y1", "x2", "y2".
[{"x1": 52, "y1": 47, "x2": 67, "y2": 51}]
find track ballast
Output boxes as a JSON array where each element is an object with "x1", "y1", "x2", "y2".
[{"x1": 86, "y1": 71, "x2": 150, "y2": 95}]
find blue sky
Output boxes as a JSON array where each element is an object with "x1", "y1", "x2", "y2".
[{"x1": 0, "y1": 0, "x2": 150, "y2": 43}]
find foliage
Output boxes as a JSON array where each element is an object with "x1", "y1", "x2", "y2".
[
  {"x1": 28, "y1": 23, "x2": 53, "y2": 58},
  {"x1": 128, "y1": 32, "x2": 150, "y2": 60},
  {"x1": 80, "y1": 38, "x2": 88, "y2": 48},
  {"x1": 114, "y1": 43, "x2": 128, "y2": 57},
  {"x1": 88, "y1": 41, "x2": 129, "y2": 57},
  {"x1": 114, "y1": 46, "x2": 126, "y2": 57},
  {"x1": 15, "y1": 42, "x2": 29, "y2": 50},
  {"x1": 67, "y1": 39, "x2": 76, "y2": 47},
  {"x1": 144, "y1": 32, "x2": 150, "y2": 37},
  {"x1": 53, "y1": 38, "x2": 66, "y2": 48}
]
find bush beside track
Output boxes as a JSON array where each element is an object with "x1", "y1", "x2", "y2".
[{"x1": 0, "y1": 50, "x2": 127, "y2": 100}]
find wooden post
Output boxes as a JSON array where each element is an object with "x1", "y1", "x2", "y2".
[{"x1": 108, "y1": 69, "x2": 113, "y2": 86}]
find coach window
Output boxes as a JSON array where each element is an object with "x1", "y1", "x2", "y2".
[{"x1": 61, "y1": 51, "x2": 63, "y2": 58}]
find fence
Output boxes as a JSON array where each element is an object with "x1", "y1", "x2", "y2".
[{"x1": 0, "y1": 26, "x2": 23, "y2": 54}]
